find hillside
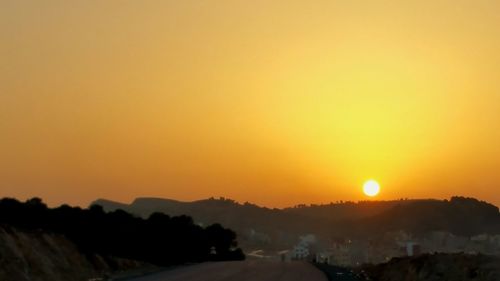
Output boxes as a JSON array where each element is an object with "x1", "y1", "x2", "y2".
[
  {"x1": 0, "y1": 225, "x2": 144, "y2": 281},
  {"x1": 93, "y1": 197, "x2": 306, "y2": 249},
  {"x1": 352, "y1": 197, "x2": 500, "y2": 237},
  {"x1": 92, "y1": 196, "x2": 500, "y2": 250},
  {"x1": 362, "y1": 253, "x2": 500, "y2": 281}
]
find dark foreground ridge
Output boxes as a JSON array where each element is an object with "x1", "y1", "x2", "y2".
[
  {"x1": 0, "y1": 197, "x2": 245, "y2": 267},
  {"x1": 361, "y1": 253, "x2": 500, "y2": 281}
]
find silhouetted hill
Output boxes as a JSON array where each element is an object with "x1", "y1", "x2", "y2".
[
  {"x1": 283, "y1": 199, "x2": 412, "y2": 221},
  {"x1": 92, "y1": 198, "x2": 129, "y2": 211},
  {"x1": 91, "y1": 196, "x2": 500, "y2": 250},
  {"x1": 351, "y1": 197, "x2": 500, "y2": 237},
  {"x1": 93, "y1": 197, "x2": 305, "y2": 249}
]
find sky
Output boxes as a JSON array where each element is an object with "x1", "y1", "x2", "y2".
[{"x1": 1, "y1": 0, "x2": 500, "y2": 208}]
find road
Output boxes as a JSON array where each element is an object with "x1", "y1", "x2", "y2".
[
  {"x1": 314, "y1": 263, "x2": 368, "y2": 281},
  {"x1": 124, "y1": 260, "x2": 328, "y2": 281}
]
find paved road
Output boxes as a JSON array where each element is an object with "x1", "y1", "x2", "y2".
[
  {"x1": 314, "y1": 263, "x2": 368, "y2": 281},
  {"x1": 125, "y1": 261, "x2": 328, "y2": 281}
]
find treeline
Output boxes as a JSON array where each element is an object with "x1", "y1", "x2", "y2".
[
  {"x1": 0, "y1": 197, "x2": 245, "y2": 265},
  {"x1": 349, "y1": 196, "x2": 500, "y2": 237}
]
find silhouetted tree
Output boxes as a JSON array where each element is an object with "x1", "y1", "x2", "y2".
[{"x1": 0, "y1": 197, "x2": 245, "y2": 265}]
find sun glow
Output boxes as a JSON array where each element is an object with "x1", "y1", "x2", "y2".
[
  {"x1": 363, "y1": 180, "x2": 380, "y2": 197},
  {"x1": 2, "y1": 1, "x2": 500, "y2": 208}
]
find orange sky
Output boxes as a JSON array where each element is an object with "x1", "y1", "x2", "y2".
[{"x1": 1, "y1": 1, "x2": 500, "y2": 208}]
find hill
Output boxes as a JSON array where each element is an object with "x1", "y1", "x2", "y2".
[
  {"x1": 352, "y1": 197, "x2": 500, "y2": 237},
  {"x1": 93, "y1": 197, "x2": 305, "y2": 249},
  {"x1": 361, "y1": 253, "x2": 500, "y2": 281},
  {"x1": 92, "y1": 196, "x2": 500, "y2": 250},
  {"x1": 0, "y1": 225, "x2": 146, "y2": 281}
]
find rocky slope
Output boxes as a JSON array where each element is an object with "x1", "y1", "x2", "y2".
[
  {"x1": 362, "y1": 253, "x2": 500, "y2": 281},
  {"x1": 0, "y1": 226, "x2": 143, "y2": 281}
]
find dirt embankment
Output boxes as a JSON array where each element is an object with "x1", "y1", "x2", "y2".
[
  {"x1": 362, "y1": 253, "x2": 500, "y2": 281},
  {"x1": 0, "y1": 226, "x2": 144, "y2": 281}
]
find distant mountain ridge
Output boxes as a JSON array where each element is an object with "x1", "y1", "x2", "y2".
[{"x1": 91, "y1": 196, "x2": 500, "y2": 250}]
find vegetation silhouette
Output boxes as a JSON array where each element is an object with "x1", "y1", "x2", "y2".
[
  {"x1": 95, "y1": 196, "x2": 500, "y2": 250},
  {"x1": 0, "y1": 197, "x2": 245, "y2": 265}
]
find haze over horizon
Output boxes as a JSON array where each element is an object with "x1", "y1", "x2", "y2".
[{"x1": 2, "y1": 1, "x2": 500, "y2": 208}]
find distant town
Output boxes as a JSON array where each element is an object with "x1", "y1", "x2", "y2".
[
  {"x1": 95, "y1": 196, "x2": 500, "y2": 267},
  {"x1": 247, "y1": 230, "x2": 500, "y2": 266}
]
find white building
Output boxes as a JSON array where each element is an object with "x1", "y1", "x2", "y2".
[
  {"x1": 293, "y1": 241, "x2": 310, "y2": 259},
  {"x1": 292, "y1": 234, "x2": 316, "y2": 260}
]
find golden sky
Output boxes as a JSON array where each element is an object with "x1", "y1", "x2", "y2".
[{"x1": 1, "y1": 0, "x2": 500, "y2": 208}]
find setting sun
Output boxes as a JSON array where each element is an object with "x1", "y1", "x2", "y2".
[
  {"x1": 363, "y1": 180, "x2": 381, "y2": 197},
  {"x1": 2, "y1": 1, "x2": 500, "y2": 209}
]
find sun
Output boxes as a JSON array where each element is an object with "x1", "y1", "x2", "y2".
[{"x1": 363, "y1": 180, "x2": 380, "y2": 197}]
